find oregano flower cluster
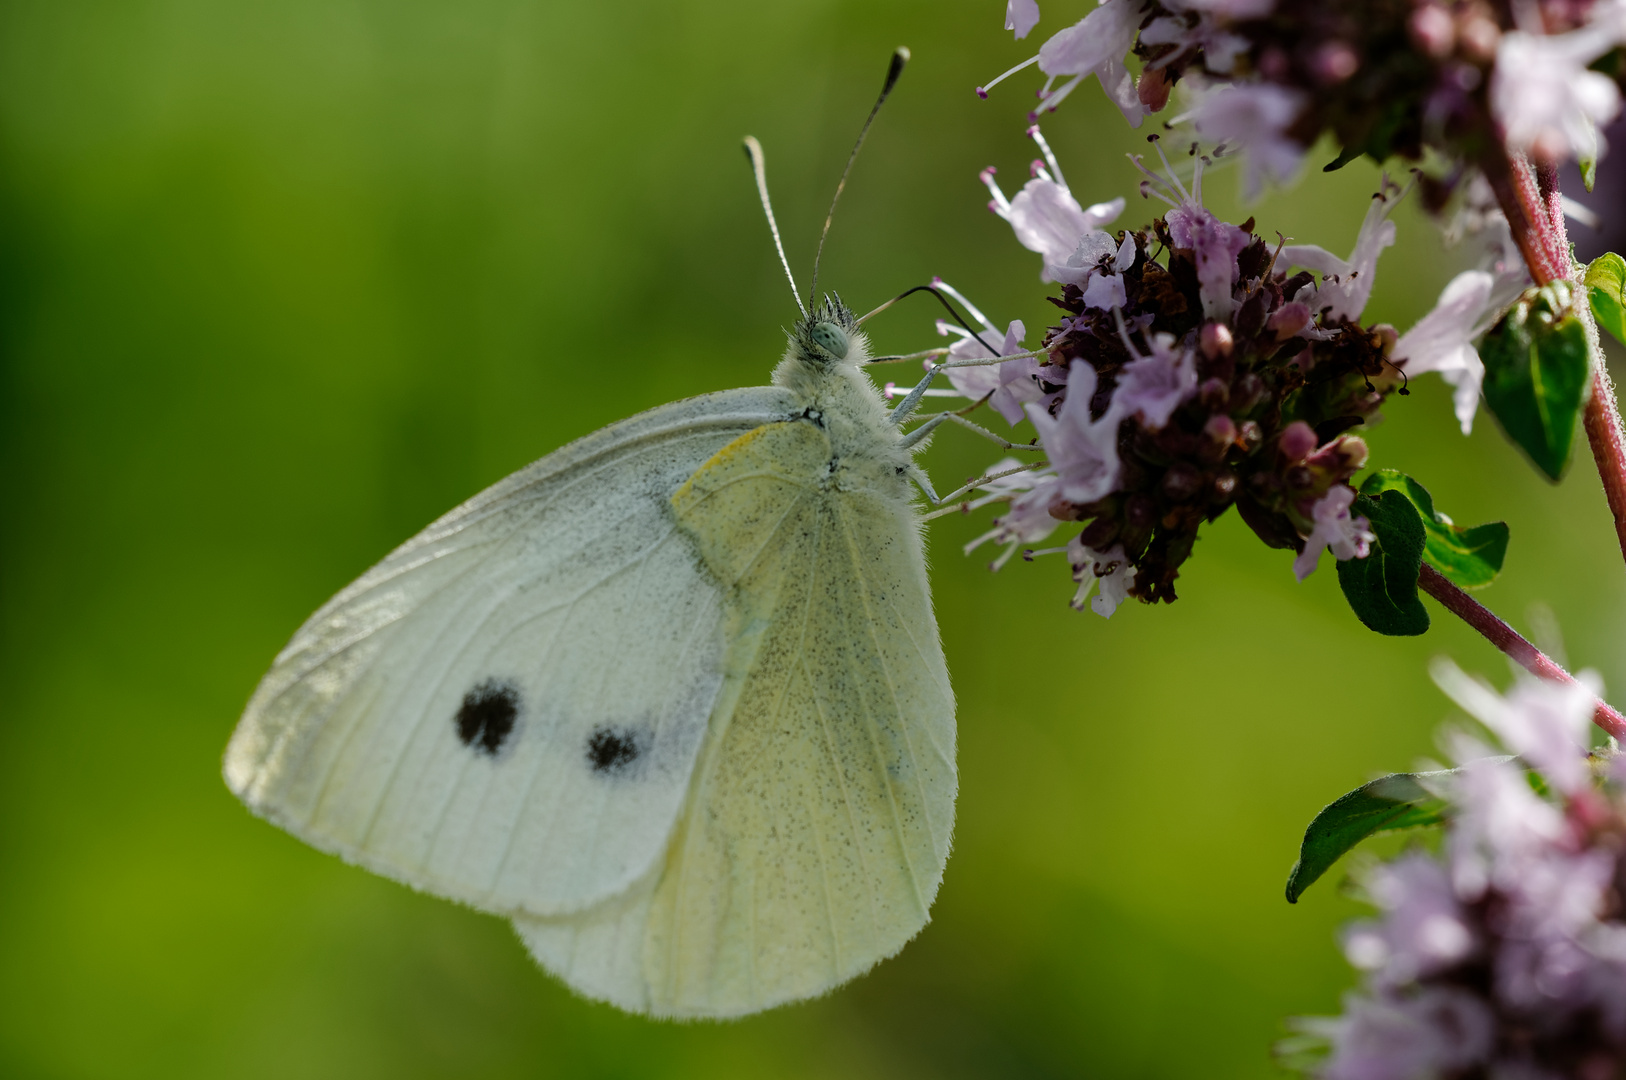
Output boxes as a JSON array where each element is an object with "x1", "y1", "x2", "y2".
[{"x1": 930, "y1": 0, "x2": 1626, "y2": 1074}]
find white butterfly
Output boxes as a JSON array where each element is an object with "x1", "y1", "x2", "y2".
[{"x1": 221, "y1": 49, "x2": 1034, "y2": 1019}]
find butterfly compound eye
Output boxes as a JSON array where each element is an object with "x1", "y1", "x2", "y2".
[{"x1": 809, "y1": 321, "x2": 850, "y2": 360}]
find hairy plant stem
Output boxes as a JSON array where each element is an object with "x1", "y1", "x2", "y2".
[
  {"x1": 1486, "y1": 151, "x2": 1626, "y2": 564},
  {"x1": 1419, "y1": 563, "x2": 1626, "y2": 740}
]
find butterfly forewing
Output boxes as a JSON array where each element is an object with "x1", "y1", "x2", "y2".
[{"x1": 225, "y1": 387, "x2": 795, "y2": 917}]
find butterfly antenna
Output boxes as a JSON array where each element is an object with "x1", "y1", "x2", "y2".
[
  {"x1": 808, "y1": 46, "x2": 910, "y2": 311},
  {"x1": 742, "y1": 135, "x2": 808, "y2": 319}
]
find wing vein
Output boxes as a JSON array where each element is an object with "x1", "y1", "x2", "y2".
[{"x1": 836, "y1": 502, "x2": 932, "y2": 915}]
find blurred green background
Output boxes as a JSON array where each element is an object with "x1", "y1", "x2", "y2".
[{"x1": 3, "y1": 2, "x2": 1624, "y2": 1077}]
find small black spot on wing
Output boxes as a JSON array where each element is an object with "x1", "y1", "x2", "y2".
[
  {"x1": 586, "y1": 726, "x2": 644, "y2": 776},
  {"x1": 455, "y1": 680, "x2": 520, "y2": 756}
]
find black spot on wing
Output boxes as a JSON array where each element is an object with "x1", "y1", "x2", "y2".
[
  {"x1": 586, "y1": 726, "x2": 644, "y2": 776},
  {"x1": 455, "y1": 680, "x2": 520, "y2": 757}
]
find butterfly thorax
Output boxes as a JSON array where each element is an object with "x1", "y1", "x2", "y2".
[{"x1": 769, "y1": 296, "x2": 914, "y2": 496}]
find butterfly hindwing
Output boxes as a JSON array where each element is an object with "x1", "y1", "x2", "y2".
[
  {"x1": 224, "y1": 387, "x2": 795, "y2": 918},
  {"x1": 516, "y1": 417, "x2": 956, "y2": 1017}
]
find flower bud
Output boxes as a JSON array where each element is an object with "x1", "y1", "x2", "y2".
[
  {"x1": 1267, "y1": 301, "x2": 1311, "y2": 342},
  {"x1": 1079, "y1": 515, "x2": 1121, "y2": 550},
  {"x1": 1307, "y1": 434, "x2": 1370, "y2": 480},
  {"x1": 1137, "y1": 65, "x2": 1171, "y2": 111},
  {"x1": 1311, "y1": 41, "x2": 1360, "y2": 85},
  {"x1": 1408, "y1": 5, "x2": 1455, "y2": 59},
  {"x1": 1200, "y1": 321, "x2": 1234, "y2": 360},
  {"x1": 1238, "y1": 420, "x2": 1263, "y2": 452},
  {"x1": 1229, "y1": 373, "x2": 1266, "y2": 414},
  {"x1": 1125, "y1": 493, "x2": 1158, "y2": 529},
  {"x1": 1161, "y1": 462, "x2": 1204, "y2": 501},
  {"x1": 1204, "y1": 414, "x2": 1238, "y2": 445},
  {"x1": 1458, "y1": 14, "x2": 1500, "y2": 62},
  {"x1": 1279, "y1": 420, "x2": 1318, "y2": 461}
]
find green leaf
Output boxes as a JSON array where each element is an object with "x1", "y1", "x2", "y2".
[
  {"x1": 1321, "y1": 144, "x2": 1363, "y2": 173},
  {"x1": 1336, "y1": 489, "x2": 1429, "y2": 636},
  {"x1": 1586, "y1": 252, "x2": 1626, "y2": 347},
  {"x1": 1480, "y1": 281, "x2": 1592, "y2": 481},
  {"x1": 1359, "y1": 469, "x2": 1509, "y2": 589},
  {"x1": 1285, "y1": 771, "x2": 1451, "y2": 902}
]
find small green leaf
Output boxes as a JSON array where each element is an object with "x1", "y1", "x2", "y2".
[
  {"x1": 1285, "y1": 771, "x2": 1450, "y2": 902},
  {"x1": 1337, "y1": 489, "x2": 1429, "y2": 636},
  {"x1": 1586, "y1": 252, "x2": 1626, "y2": 347},
  {"x1": 1480, "y1": 281, "x2": 1592, "y2": 481},
  {"x1": 1359, "y1": 469, "x2": 1509, "y2": 589},
  {"x1": 1321, "y1": 144, "x2": 1363, "y2": 173}
]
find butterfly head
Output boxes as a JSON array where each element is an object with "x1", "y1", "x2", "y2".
[{"x1": 793, "y1": 294, "x2": 863, "y2": 366}]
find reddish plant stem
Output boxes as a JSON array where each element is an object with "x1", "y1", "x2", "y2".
[
  {"x1": 1489, "y1": 152, "x2": 1626, "y2": 565},
  {"x1": 1584, "y1": 369, "x2": 1626, "y2": 564},
  {"x1": 1419, "y1": 563, "x2": 1626, "y2": 740},
  {"x1": 1479, "y1": 153, "x2": 1556, "y2": 284},
  {"x1": 1534, "y1": 161, "x2": 1571, "y2": 255}
]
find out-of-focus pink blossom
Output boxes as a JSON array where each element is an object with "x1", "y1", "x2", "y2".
[
  {"x1": 1139, "y1": 12, "x2": 1250, "y2": 74},
  {"x1": 1313, "y1": 988, "x2": 1494, "y2": 1080},
  {"x1": 1491, "y1": 16, "x2": 1626, "y2": 163},
  {"x1": 1433, "y1": 660, "x2": 1600, "y2": 796},
  {"x1": 1034, "y1": 0, "x2": 1148, "y2": 124},
  {"x1": 1005, "y1": 0, "x2": 1040, "y2": 39},
  {"x1": 1343, "y1": 854, "x2": 1475, "y2": 986},
  {"x1": 1185, "y1": 83, "x2": 1308, "y2": 199}
]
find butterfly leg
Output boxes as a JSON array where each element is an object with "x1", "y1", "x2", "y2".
[
  {"x1": 921, "y1": 461, "x2": 1049, "y2": 509},
  {"x1": 887, "y1": 350, "x2": 1042, "y2": 426},
  {"x1": 907, "y1": 464, "x2": 941, "y2": 503},
  {"x1": 923, "y1": 412, "x2": 1044, "y2": 452},
  {"x1": 897, "y1": 411, "x2": 948, "y2": 452}
]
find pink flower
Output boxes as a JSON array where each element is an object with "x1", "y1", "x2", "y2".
[
  {"x1": 1184, "y1": 83, "x2": 1307, "y2": 199},
  {"x1": 1033, "y1": 0, "x2": 1148, "y2": 124},
  {"x1": 1432, "y1": 660, "x2": 1600, "y2": 797},
  {"x1": 1005, "y1": 0, "x2": 1040, "y2": 39},
  {"x1": 1056, "y1": 232, "x2": 1137, "y2": 310},
  {"x1": 1282, "y1": 184, "x2": 1402, "y2": 323},
  {"x1": 1167, "y1": 201, "x2": 1251, "y2": 319},
  {"x1": 1114, "y1": 332, "x2": 1198, "y2": 429},
  {"x1": 1292, "y1": 486, "x2": 1374, "y2": 581},
  {"x1": 1392, "y1": 271, "x2": 1499, "y2": 435},
  {"x1": 1343, "y1": 854, "x2": 1475, "y2": 986},
  {"x1": 1491, "y1": 17, "x2": 1626, "y2": 163},
  {"x1": 1139, "y1": 11, "x2": 1250, "y2": 74},
  {"x1": 1314, "y1": 988, "x2": 1494, "y2": 1080},
  {"x1": 991, "y1": 179, "x2": 1125, "y2": 282},
  {"x1": 1025, "y1": 361, "x2": 1123, "y2": 505},
  {"x1": 1066, "y1": 537, "x2": 1137, "y2": 617}
]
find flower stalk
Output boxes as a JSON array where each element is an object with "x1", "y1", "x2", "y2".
[{"x1": 1417, "y1": 562, "x2": 1626, "y2": 739}]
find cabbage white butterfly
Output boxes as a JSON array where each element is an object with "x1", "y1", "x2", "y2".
[{"x1": 223, "y1": 48, "x2": 975, "y2": 1019}]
